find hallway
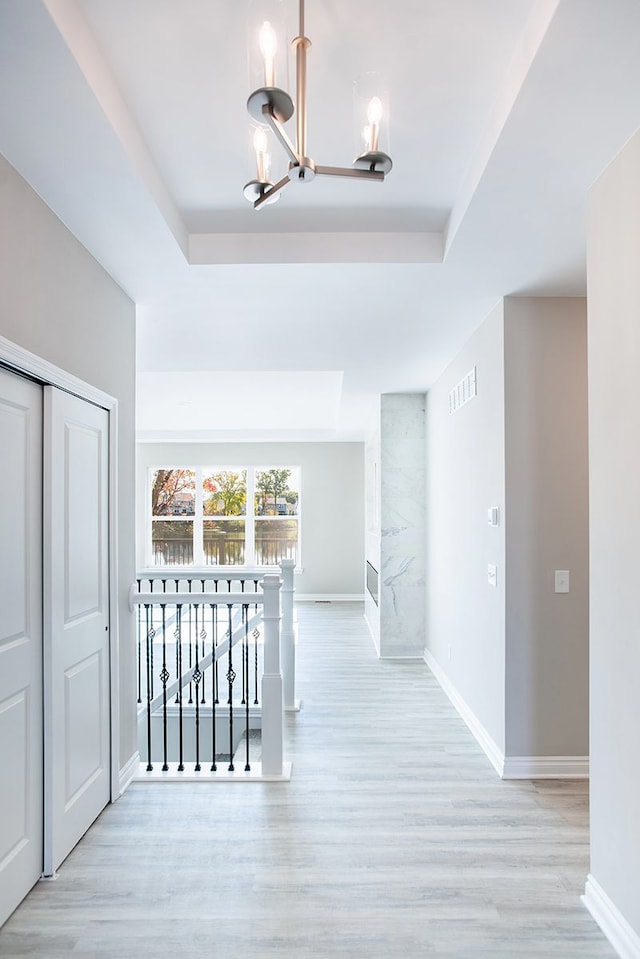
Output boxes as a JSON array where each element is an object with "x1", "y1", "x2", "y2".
[{"x1": 0, "y1": 603, "x2": 615, "y2": 958}]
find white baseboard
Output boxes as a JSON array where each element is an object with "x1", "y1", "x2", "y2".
[
  {"x1": 295, "y1": 594, "x2": 365, "y2": 602},
  {"x1": 502, "y1": 755, "x2": 589, "y2": 779},
  {"x1": 118, "y1": 751, "x2": 140, "y2": 798},
  {"x1": 582, "y1": 874, "x2": 640, "y2": 959},
  {"x1": 423, "y1": 649, "x2": 505, "y2": 777}
]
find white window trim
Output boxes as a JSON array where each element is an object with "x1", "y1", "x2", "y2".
[{"x1": 147, "y1": 464, "x2": 301, "y2": 569}]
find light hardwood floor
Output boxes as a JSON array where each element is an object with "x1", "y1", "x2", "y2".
[{"x1": 0, "y1": 602, "x2": 616, "y2": 958}]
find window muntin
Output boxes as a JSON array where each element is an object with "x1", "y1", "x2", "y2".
[{"x1": 148, "y1": 466, "x2": 299, "y2": 567}]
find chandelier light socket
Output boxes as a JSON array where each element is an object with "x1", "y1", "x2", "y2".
[
  {"x1": 243, "y1": 179, "x2": 281, "y2": 205},
  {"x1": 353, "y1": 73, "x2": 393, "y2": 174}
]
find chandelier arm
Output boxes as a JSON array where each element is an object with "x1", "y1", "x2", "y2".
[
  {"x1": 315, "y1": 164, "x2": 385, "y2": 182},
  {"x1": 254, "y1": 173, "x2": 291, "y2": 210},
  {"x1": 262, "y1": 106, "x2": 299, "y2": 165}
]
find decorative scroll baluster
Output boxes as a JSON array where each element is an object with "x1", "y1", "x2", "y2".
[
  {"x1": 176, "y1": 605, "x2": 184, "y2": 772},
  {"x1": 149, "y1": 581, "x2": 155, "y2": 698},
  {"x1": 160, "y1": 604, "x2": 169, "y2": 772},
  {"x1": 200, "y1": 579, "x2": 207, "y2": 704},
  {"x1": 240, "y1": 579, "x2": 246, "y2": 705},
  {"x1": 193, "y1": 617, "x2": 202, "y2": 772},
  {"x1": 253, "y1": 625, "x2": 260, "y2": 706},
  {"x1": 227, "y1": 603, "x2": 236, "y2": 771},
  {"x1": 214, "y1": 580, "x2": 219, "y2": 704},
  {"x1": 145, "y1": 604, "x2": 154, "y2": 771},
  {"x1": 174, "y1": 578, "x2": 180, "y2": 703},
  {"x1": 253, "y1": 579, "x2": 260, "y2": 704},
  {"x1": 244, "y1": 604, "x2": 251, "y2": 772}
]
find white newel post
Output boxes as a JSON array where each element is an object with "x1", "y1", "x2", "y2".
[
  {"x1": 260, "y1": 573, "x2": 283, "y2": 776},
  {"x1": 279, "y1": 558, "x2": 296, "y2": 710}
]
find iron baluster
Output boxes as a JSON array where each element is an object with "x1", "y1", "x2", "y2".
[
  {"x1": 210, "y1": 602, "x2": 217, "y2": 772},
  {"x1": 149, "y1": 581, "x2": 155, "y2": 698},
  {"x1": 160, "y1": 604, "x2": 169, "y2": 772},
  {"x1": 227, "y1": 603, "x2": 235, "y2": 771},
  {"x1": 145, "y1": 604, "x2": 154, "y2": 771},
  {"x1": 241, "y1": 580, "x2": 247, "y2": 705},
  {"x1": 214, "y1": 580, "x2": 219, "y2": 704},
  {"x1": 253, "y1": 624, "x2": 260, "y2": 706},
  {"x1": 193, "y1": 614, "x2": 202, "y2": 772},
  {"x1": 176, "y1": 605, "x2": 184, "y2": 772},
  {"x1": 200, "y1": 579, "x2": 206, "y2": 703},
  {"x1": 188, "y1": 580, "x2": 193, "y2": 703},
  {"x1": 174, "y1": 579, "x2": 180, "y2": 702},
  {"x1": 244, "y1": 604, "x2": 251, "y2": 771}
]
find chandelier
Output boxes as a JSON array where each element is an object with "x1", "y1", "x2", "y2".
[{"x1": 243, "y1": 0, "x2": 393, "y2": 209}]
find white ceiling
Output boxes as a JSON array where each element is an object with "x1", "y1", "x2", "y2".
[{"x1": 2, "y1": 0, "x2": 640, "y2": 440}]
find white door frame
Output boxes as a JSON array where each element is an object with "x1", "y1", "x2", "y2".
[{"x1": 0, "y1": 334, "x2": 121, "y2": 804}]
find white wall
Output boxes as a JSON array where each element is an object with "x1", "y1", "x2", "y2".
[
  {"x1": 136, "y1": 441, "x2": 364, "y2": 596},
  {"x1": 504, "y1": 297, "x2": 589, "y2": 760},
  {"x1": 425, "y1": 302, "x2": 507, "y2": 755},
  {"x1": 0, "y1": 154, "x2": 137, "y2": 777},
  {"x1": 586, "y1": 128, "x2": 640, "y2": 944}
]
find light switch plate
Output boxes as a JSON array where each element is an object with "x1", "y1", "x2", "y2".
[
  {"x1": 555, "y1": 570, "x2": 570, "y2": 593},
  {"x1": 487, "y1": 507, "x2": 500, "y2": 527},
  {"x1": 488, "y1": 564, "x2": 497, "y2": 587}
]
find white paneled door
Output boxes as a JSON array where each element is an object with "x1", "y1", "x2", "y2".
[
  {"x1": 0, "y1": 369, "x2": 43, "y2": 926},
  {"x1": 44, "y1": 387, "x2": 110, "y2": 875}
]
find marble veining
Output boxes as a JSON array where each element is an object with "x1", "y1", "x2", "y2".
[{"x1": 379, "y1": 394, "x2": 426, "y2": 657}]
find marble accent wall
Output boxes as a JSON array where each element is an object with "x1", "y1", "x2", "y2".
[{"x1": 379, "y1": 394, "x2": 426, "y2": 657}]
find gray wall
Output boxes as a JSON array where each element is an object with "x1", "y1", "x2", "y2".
[
  {"x1": 136, "y1": 441, "x2": 365, "y2": 596},
  {"x1": 0, "y1": 154, "x2": 137, "y2": 776},
  {"x1": 587, "y1": 128, "x2": 640, "y2": 939},
  {"x1": 504, "y1": 297, "x2": 589, "y2": 758},
  {"x1": 425, "y1": 297, "x2": 589, "y2": 768},
  {"x1": 425, "y1": 301, "x2": 507, "y2": 754}
]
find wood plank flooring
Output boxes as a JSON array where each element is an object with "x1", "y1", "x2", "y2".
[{"x1": 0, "y1": 602, "x2": 616, "y2": 958}]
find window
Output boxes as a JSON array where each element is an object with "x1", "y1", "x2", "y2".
[{"x1": 149, "y1": 466, "x2": 299, "y2": 568}]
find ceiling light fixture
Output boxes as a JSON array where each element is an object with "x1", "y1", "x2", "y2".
[{"x1": 243, "y1": 0, "x2": 393, "y2": 209}]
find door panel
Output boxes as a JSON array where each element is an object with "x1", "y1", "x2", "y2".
[
  {"x1": 45, "y1": 388, "x2": 110, "y2": 874},
  {"x1": 0, "y1": 369, "x2": 43, "y2": 925}
]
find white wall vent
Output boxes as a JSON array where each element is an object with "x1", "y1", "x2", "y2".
[{"x1": 449, "y1": 367, "x2": 477, "y2": 414}]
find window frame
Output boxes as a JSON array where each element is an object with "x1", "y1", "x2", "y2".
[{"x1": 147, "y1": 464, "x2": 301, "y2": 569}]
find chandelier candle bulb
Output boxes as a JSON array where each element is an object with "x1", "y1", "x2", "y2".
[
  {"x1": 259, "y1": 20, "x2": 277, "y2": 87},
  {"x1": 253, "y1": 127, "x2": 269, "y2": 181},
  {"x1": 367, "y1": 97, "x2": 382, "y2": 152}
]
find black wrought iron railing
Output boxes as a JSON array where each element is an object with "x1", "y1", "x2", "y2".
[{"x1": 130, "y1": 571, "x2": 288, "y2": 779}]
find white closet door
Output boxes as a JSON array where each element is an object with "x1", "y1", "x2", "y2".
[
  {"x1": 0, "y1": 369, "x2": 43, "y2": 925},
  {"x1": 44, "y1": 387, "x2": 110, "y2": 874}
]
